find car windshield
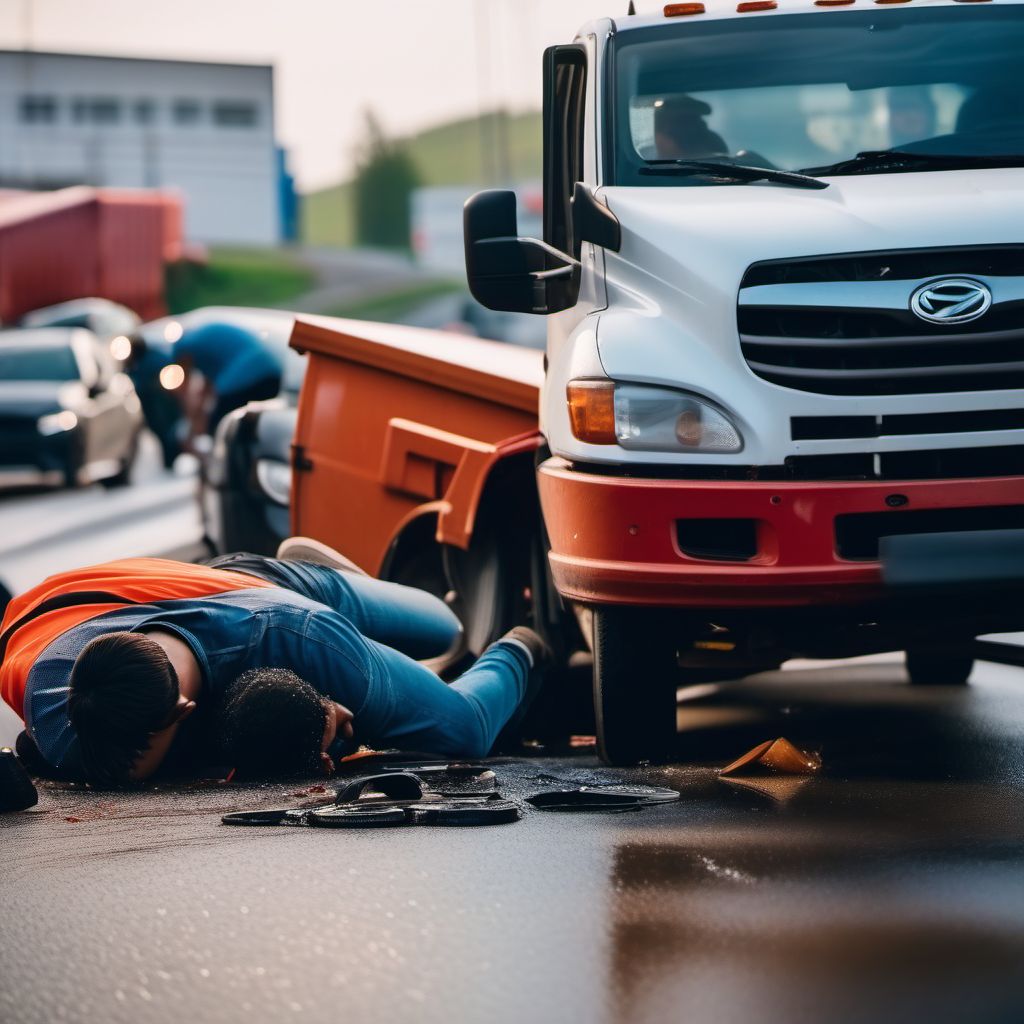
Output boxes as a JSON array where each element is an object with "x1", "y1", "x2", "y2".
[
  {"x1": 611, "y1": 6, "x2": 1024, "y2": 185},
  {"x1": 0, "y1": 346, "x2": 80, "y2": 381}
]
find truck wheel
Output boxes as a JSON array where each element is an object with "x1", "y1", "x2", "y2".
[
  {"x1": 905, "y1": 648, "x2": 975, "y2": 686},
  {"x1": 593, "y1": 606, "x2": 679, "y2": 765}
]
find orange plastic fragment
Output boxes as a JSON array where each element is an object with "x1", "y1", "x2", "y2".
[{"x1": 719, "y1": 737, "x2": 821, "y2": 776}]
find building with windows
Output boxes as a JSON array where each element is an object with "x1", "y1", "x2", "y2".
[{"x1": 0, "y1": 50, "x2": 289, "y2": 245}]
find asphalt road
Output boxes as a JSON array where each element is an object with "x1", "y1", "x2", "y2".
[
  {"x1": 3, "y1": 419, "x2": 1024, "y2": 1023},
  {"x1": 4, "y1": 652, "x2": 1024, "y2": 1024}
]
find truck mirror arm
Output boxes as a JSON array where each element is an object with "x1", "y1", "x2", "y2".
[{"x1": 572, "y1": 183, "x2": 621, "y2": 254}]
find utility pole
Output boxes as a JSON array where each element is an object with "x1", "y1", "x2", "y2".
[
  {"x1": 473, "y1": 2, "x2": 495, "y2": 184},
  {"x1": 23, "y1": 0, "x2": 34, "y2": 51}
]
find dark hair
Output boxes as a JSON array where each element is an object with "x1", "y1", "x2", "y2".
[
  {"x1": 68, "y1": 632, "x2": 180, "y2": 787},
  {"x1": 219, "y1": 668, "x2": 328, "y2": 778}
]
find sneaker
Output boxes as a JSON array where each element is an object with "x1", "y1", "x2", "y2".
[
  {"x1": 491, "y1": 627, "x2": 553, "y2": 753},
  {"x1": 276, "y1": 536, "x2": 369, "y2": 576},
  {"x1": 500, "y1": 626, "x2": 553, "y2": 672}
]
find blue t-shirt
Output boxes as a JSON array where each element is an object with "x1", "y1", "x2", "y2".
[
  {"x1": 25, "y1": 588, "x2": 391, "y2": 777},
  {"x1": 174, "y1": 322, "x2": 283, "y2": 395}
]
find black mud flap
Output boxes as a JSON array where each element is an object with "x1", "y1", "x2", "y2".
[{"x1": 881, "y1": 528, "x2": 1024, "y2": 589}]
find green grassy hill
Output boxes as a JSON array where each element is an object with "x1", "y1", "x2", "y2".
[{"x1": 302, "y1": 109, "x2": 541, "y2": 248}]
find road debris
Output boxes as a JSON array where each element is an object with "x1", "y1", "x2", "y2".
[
  {"x1": 719, "y1": 737, "x2": 822, "y2": 777},
  {"x1": 527, "y1": 784, "x2": 680, "y2": 813},
  {"x1": 222, "y1": 769, "x2": 521, "y2": 829},
  {"x1": 0, "y1": 746, "x2": 38, "y2": 812}
]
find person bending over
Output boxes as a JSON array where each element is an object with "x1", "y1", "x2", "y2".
[
  {"x1": 172, "y1": 320, "x2": 284, "y2": 446},
  {"x1": 1, "y1": 540, "x2": 545, "y2": 786}
]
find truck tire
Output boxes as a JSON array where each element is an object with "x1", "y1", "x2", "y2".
[
  {"x1": 593, "y1": 606, "x2": 679, "y2": 765},
  {"x1": 905, "y1": 648, "x2": 974, "y2": 686}
]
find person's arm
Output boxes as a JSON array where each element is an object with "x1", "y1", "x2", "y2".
[{"x1": 174, "y1": 355, "x2": 216, "y2": 446}]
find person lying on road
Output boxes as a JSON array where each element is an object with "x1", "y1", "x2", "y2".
[{"x1": 0, "y1": 539, "x2": 547, "y2": 787}]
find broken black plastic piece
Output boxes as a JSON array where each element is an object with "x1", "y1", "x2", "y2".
[{"x1": 0, "y1": 747, "x2": 38, "y2": 813}]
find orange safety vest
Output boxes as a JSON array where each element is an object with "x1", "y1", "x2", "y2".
[{"x1": 0, "y1": 558, "x2": 276, "y2": 719}]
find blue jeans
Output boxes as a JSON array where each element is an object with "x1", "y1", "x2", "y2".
[{"x1": 208, "y1": 555, "x2": 530, "y2": 758}]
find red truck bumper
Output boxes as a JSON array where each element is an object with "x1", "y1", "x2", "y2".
[{"x1": 537, "y1": 457, "x2": 1024, "y2": 608}]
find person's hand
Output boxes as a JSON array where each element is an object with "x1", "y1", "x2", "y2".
[{"x1": 319, "y1": 702, "x2": 355, "y2": 775}]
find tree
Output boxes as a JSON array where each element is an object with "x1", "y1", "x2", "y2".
[{"x1": 351, "y1": 110, "x2": 420, "y2": 250}]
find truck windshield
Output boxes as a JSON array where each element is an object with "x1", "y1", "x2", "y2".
[{"x1": 610, "y1": 6, "x2": 1024, "y2": 185}]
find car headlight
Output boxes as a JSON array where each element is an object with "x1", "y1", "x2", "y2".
[
  {"x1": 255, "y1": 458, "x2": 292, "y2": 506},
  {"x1": 37, "y1": 411, "x2": 78, "y2": 436},
  {"x1": 567, "y1": 380, "x2": 743, "y2": 453}
]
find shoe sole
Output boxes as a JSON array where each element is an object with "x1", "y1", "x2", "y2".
[{"x1": 276, "y1": 536, "x2": 369, "y2": 576}]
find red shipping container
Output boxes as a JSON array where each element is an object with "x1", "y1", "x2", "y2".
[{"x1": 0, "y1": 186, "x2": 182, "y2": 324}]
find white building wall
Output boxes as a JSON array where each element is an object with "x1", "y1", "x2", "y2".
[{"x1": 0, "y1": 51, "x2": 280, "y2": 245}]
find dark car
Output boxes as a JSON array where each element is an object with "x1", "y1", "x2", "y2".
[
  {"x1": 201, "y1": 396, "x2": 296, "y2": 555},
  {"x1": 0, "y1": 328, "x2": 144, "y2": 488}
]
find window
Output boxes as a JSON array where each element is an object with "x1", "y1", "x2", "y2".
[
  {"x1": 69, "y1": 98, "x2": 122, "y2": 124},
  {"x1": 134, "y1": 99, "x2": 156, "y2": 125},
  {"x1": 173, "y1": 99, "x2": 201, "y2": 126},
  {"x1": 212, "y1": 101, "x2": 258, "y2": 127},
  {"x1": 0, "y1": 345, "x2": 80, "y2": 382},
  {"x1": 89, "y1": 98, "x2": 121, "y2": 124},
  {"x1": 612, "y1": 6, "x2": 1024, "y2": 185},
  {"x1": 19, "y1": 95, "x2": 57, "y2": 123}
]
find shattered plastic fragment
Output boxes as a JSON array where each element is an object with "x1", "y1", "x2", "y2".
[{"x1": 719, "y1": 737, "x2": 821, "y2": 777}]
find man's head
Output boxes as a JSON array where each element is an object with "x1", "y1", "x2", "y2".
[
  {"x1": 653, "y1": 94, "x2": 728, "y2": 160},
  {"x1": 220, "y1": 669, "x2": 353, "y2": 778},
  {"x1": 68, "y1": 632, "x2": 192, "y2": 787}
]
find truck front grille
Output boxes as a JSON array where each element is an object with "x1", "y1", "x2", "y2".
[{"x1": 738, "y1": 246, "x2": 1024, "y2": 395}]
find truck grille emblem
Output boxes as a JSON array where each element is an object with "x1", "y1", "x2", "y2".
[{"x1": 910, "y1": 278, "x2": 992, "y2": 325}]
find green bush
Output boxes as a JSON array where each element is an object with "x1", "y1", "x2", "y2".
[{"x1": 166, "y1": 248, "x2": 314, "y2": 314}]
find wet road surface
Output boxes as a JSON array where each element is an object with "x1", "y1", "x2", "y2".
[{"x1": 4, "y1": 652, "x2": 1024, "y2": 1023}]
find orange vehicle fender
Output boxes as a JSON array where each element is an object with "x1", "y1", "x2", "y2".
[{"x1": 380, "y1": 417, "x2": 543, "y2": 550}]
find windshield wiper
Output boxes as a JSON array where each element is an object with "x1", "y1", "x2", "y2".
[
  {"x1": 639, "y1": 160, "x2": 829, "y2": 191},
  {"x1": 802, "y1": 150, "x2": 1024, "y2": 177}
]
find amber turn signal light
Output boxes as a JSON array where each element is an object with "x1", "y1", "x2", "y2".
[{"x1": 567, "y1": 381, "x2": 617, "y2": 445}]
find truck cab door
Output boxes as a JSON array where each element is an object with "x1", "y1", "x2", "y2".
[{"x1": 544, "y1": 42, "x2": 608, "y2": 325}]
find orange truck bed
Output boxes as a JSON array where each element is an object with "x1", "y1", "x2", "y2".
[{"x1": 289, "y1": 315, "x2": 543, "y2": 577}]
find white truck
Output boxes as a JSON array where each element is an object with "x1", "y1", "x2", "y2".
[{"x1": 459, "y1": 0, "x2": 1024, "y2": 761}]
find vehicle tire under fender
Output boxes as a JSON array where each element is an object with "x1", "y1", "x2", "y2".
[
  {"x1": 905, "y1": 647, "x2": 975, "y2": 686},
  {"x1": 593, "y1": 606, "x2": 681, "y2": 765}
]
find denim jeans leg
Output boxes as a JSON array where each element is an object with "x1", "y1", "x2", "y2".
[
  {"x1": 208, "y1": 555, "x2": 462, "y2": 660},
  {"x1": 303, "y1": 568, "x2": 463, "y2": 660},
  {"x1": 343, "y1": 639, "x2": 529, "y2": 759}
]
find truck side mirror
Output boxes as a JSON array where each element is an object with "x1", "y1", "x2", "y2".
[
  {"x1": 464, "y1": 189, "x2": 577, "y2": 315},
  {"x1": 572, "y1": 183, "x2": 620, "y2": 254}
]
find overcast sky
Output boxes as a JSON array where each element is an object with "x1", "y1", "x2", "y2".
[{"x1": 0, "y1": 0, "x2": 646, "y2": 189}]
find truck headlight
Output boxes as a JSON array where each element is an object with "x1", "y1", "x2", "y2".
[
  {"x1": 255, "y1": 458, "x2": 292, "y2": 506},
  {"x1": 567, "y1": 380, "x2": 743, "y2": 453},
  {"x1": 37, "y1": 411, "x2": 78, "y2": 436}
]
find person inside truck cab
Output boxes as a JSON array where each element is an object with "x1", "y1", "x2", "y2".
[
  {"x1": 652, "y1": 94, "x2": 729, "y2": 160},
  {"x1": 888, "y1": 87, "x2": 938, "y2": 149},
  {"x1": 0, "y1": 540, "x2": 548, "y2": 786},
  {"x1": 955, "y1": 85, "x2": 1018, "y2": 140}
]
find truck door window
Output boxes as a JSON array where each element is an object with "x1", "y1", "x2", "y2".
[{"x1": 609, "y1": 7, "x2": 1024, "y2": 186}]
